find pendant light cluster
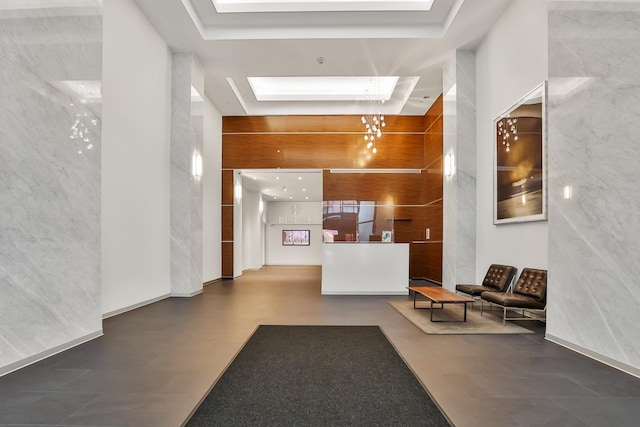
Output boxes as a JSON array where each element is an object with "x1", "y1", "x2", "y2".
[{"x1": 361, "y1": 99, "x2": 386, "y2": 154}]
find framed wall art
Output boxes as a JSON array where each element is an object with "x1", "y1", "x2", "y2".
[
  {"x1": 493, "y1": 82, "x2": 547, "y2": 225},
  {"x1": 282, "y1": 229, "x2": 310, "y2": 246}
]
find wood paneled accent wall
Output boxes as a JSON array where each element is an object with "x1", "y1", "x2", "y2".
[
  {"x1": 221, "y1": 95, "x2": 443, "y2": 280},
  {"x1": 221, "y1": 170, "x2": 234, "y2": 277}
]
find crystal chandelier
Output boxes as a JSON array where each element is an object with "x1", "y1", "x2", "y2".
[
  {"x1": 361, "y1": 98, "x2": 386, "y2": 154},
  {"x1": 497, "y1": 115, "x2": 518, "y2": 152}
]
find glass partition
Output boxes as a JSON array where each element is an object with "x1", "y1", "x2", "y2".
[{"x1": 322, "y1": 201, "x2": 394, "y2": 243}]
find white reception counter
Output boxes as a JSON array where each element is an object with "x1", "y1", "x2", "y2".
[{"x1": 321, "y1": 243, "x2": 409, "y2": 295}]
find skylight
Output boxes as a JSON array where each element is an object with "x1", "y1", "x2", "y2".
[
  {"x1": 0, "y1": 0, "x2": 100, "y2": 9},
  {"x1": 211, "y1": 0, "x2": 434, "y2": 14},
  {"x1": 247, "y1": 76, "x2": 399, "y2": 102}
]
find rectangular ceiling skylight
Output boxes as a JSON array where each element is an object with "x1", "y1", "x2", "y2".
[
  {"x1": 212, "y1": 0, "x2": 434, "y2": 14},
  {"x1": 0, "y1": 0, "x2": 100, "y2": 9},
  {"x1": 247, "y1": 76, "x2": 399, "y2": 102}
]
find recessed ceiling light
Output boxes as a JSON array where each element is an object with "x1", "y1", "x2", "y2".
[
  {"x1": 276, "y1": 176, "x2": 280, "y2": 180},
  {"x1": 247, "y1": 76, "x2": 399, "y2": 102},
  {"x1": 289, "y1": 197, "x2": 293, "y2": 200},
  {"x1": 298, "y1": 176, "x2": 302, "y2": 180},
  {"x1": 212, "y1": 0, "x2": 434, "y2": 14},
  {"x1": 305, "y1": 197, "x2": 309, "y2": 200},
  {"x1": 302, "y1": 188, "x2": 306, "y2": 192}
]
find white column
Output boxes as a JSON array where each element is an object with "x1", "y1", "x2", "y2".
[
  {"x1": 442, "y1": 50, "x2": 477, "y2": 290},
  {"x1": 170, "y1": 52, "x2": 203, "y2": 296}
]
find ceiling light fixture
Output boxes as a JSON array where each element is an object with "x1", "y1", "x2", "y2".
[{"x1": 361, "y1": 78, "x2": 388, "y2": 155}]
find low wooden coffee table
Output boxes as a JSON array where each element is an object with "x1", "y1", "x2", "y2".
[{"x1": 407, "y1": 286, "x2": 475, "y2": 322}]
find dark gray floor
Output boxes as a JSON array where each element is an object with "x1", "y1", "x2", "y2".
[{"x1": 1, "y1": 266, "x2": 640, "y2": 426}]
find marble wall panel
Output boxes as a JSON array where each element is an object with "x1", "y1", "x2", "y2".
[
  {"x1": 442, "y1": 50, "x2": 477, "y2": 290},
  {"x1": 0, "y1": 4, "x2": 103, "y2": 372},
  {"x1": 170, "y1": 52, "x2": 203, "y2": 296},
  {"x1": 547, "y1": 1, "x2": 640, "y2": 372}
]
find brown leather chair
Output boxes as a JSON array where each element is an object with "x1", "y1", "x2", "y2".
[
  {"x1": 455, "y1": 264, "x2": 517, "y2": 298},
  {"x1": 480, "y1": 268, "x2": 547, "y2": 325}
]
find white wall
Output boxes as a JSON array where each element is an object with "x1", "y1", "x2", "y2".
[
  {"x1": 474, "y1": 0, "x2": 548, "y2": 280},
  {"x1": 202, "y1": 97, "x2": 222, "y2": 282},
  {"x1": 233, "y1": 172, "x2": 243, "y2": 277},
  {"x1": 266, "y1": 202, "x2": 322, "y2": 265},
  {"x1": 242, "y1": 187, "x2": 263, "y2": 271},
  {"x1": 102, "y1": 0, "x2": 172, "y2": 315}
]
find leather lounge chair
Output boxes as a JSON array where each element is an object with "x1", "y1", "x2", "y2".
[
  {"x1": 480, "y1": 268, "x2": 547, "y2": 325},
  {"x1": 455, "y1": 264, "x2": 517, "y2": 300}
]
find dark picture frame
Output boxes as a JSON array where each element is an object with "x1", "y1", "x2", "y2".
[
  {"x1": 493, "y1": 82, "x2": 547, "y2": 225},
  {"x1": 282, "y1": 229, "x2": 310, "y2": 246}
]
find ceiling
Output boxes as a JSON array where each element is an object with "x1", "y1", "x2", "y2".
[
  {"x1": 241, "y1": 170, "x2": 323, "y2": 202},
  {"x1": 130, "y1": 0, "x2": 513, "y2": 117},
  {"x1": 128, "y1": 0, "x2": 513, "y2": 201}
]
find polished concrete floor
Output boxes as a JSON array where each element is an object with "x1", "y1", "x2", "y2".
[{"x1": 2, "y1": 266, "x2": 640, "y2": 426}]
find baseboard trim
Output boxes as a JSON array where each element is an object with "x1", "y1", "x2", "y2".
[
  {"x1": 0, "y1": 329, "x2": 103, "y2": 378},
  {"x1": 545, "y1": 333, "x2": 640, "y2": 379},
  {"x1": 203, "y1": 278, "x2": 222, "y2": 287},
  {"x1": 171, "y1": 289, "x2": 203, "y2": 298},
  {"x1": 102, "y1": 293, "x2": 171, "y2": 319}
]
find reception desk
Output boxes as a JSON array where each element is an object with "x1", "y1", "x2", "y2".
[{"x1": 321, "y1": 243, "x2": 409, "y2": 295}]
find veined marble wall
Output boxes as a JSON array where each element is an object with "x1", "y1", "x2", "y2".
[
  {"x1": 0, "y1": 4, "x2": 103, "y2": 373},
  {"x1": 547, "y1": 1, "x2": 640, "y2": 373},
  {"x1": 442, "y1": 50, "x2": 477, "y2": 290},
  {"x1": 170, "y1": 53, "x2": 203, "y2": 296}
]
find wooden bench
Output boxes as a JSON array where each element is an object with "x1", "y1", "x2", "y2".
[{"x1": 407, "y1": 286, "x2": 475, "y2": 322}]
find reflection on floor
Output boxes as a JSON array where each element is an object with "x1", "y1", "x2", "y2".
[{"x1": 1, "y1": 266, "x2": 640, "y2": 426}]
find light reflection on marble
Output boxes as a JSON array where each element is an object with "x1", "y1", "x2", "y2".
[
  {"x1": 442, "y1": 50, "x2": 477, "y2": 290},
  {"x1": 0, "y1": 3, "x2": 102, "y2": 370},
  {"x1": 547, "y1": 1, "x2": 640, "y2": 370},
  {"x1": 170, "y1": 53, "x2": 203, "y2": 296}
]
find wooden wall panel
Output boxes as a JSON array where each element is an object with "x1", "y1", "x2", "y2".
[
  {"x1": 222, "y1": 206, "x2": 234, "y2": 242},
  {"x1": 425, "y1": 242, "x2": 443, "y2": 281},
  {"x1": 423, "y1": 204, "x2": 443, "y2": 242},
  {"x1": 410, "y1": 242, "x2": 442, "y2": 281},
  {"x1": 424, "y1": 118, "x2": 443, "y2": 168},
  {"x1": 422, "y1": 165, "x2": 443, "y2": 205},
  {"x1": 392, "y1": 220, "x2": 413, "y2": 243},
  {"x1": 221, "y1": 170, "x2": 235, "y2": 276},
  {"x1": 422, "y1": 94, "x2": 443, "y2": 133},
  {"x1": 410, "y1": 244, "x2": 429, "y2": 279},
  {"x1": 223, "y1": 133, "x2": 424, "y2": 169},
  {"x1": 222, "y1": 170, "x2": 234, "y2": 206},
  {"x1": 222, "y1": 242, "x2": 234, "y2": 278},
  {"x1": 223, "y1": 115, "x2": 425, "y2": 134},
  {"x1": 323, "y1": 170, "x2": 436, "y2": 205},
  {"x1": 221, "y1": 97, "x2": 443, "y2": 279},
  {"x1": 393, "y1": 205, "x2": 443, "y2": 243}
]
